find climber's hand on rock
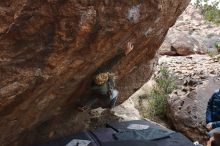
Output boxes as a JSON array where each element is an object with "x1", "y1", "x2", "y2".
[
  {"x1": 206, "y1": 122, "x2": 213, "y2": 130},
  {"x1": 124, "y1": 42, "x2": 134, "y2": 56}
]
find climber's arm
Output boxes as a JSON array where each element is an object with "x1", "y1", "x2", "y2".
[
  {"x1": 212, "y1": 121, "x2": 220, "y2": 129},
  {"x1": 124, "y1": 42, "x2": 134, "y2": 56},
  {"x1": 206, "y1": 94, "x2": 214, "y2": 124},
  {"x1": 96, "y1": 42, "x2": 134, "y2": 73}
]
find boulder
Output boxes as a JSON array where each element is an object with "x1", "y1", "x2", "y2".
[
  {"x1": 0, "y1": 0, "x2": 190, "y2": 146},
  {"x1": 168, "y1": 78, "x2": 220, "y2": 143},
  {"x1": 203, "y1": 35, "x2": 220, "y2": 52},
  {"x1": 159, "y1": 30, "x2": 207, "y2": 56}
]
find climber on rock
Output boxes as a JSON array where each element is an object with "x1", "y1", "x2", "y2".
[
  {"x1": 78, "y1": 42, "x2": 134, "y2": 111},
  {"x1": 95, "y1": 41, "x2": 134, "y2": 74},
  {"x1": 91, "y1": 72, "x2": 118, "y2": 108},
  {"x1": 206, "y1": 89, "x2": 220, "y2": 145}
]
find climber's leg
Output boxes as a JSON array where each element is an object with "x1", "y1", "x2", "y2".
[{"x1": 109, "y1": 90, "x2": 119, "y2": 108}]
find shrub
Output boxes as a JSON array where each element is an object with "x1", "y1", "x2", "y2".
[
  {"x1": 155, "y1": 67, "x2": 177, "y2": 94},
  {"x1": 203, "y1": 5, "x2": 220, "y2": 23},
  {"x1": 207, "y1": 50, "x2": 216, "y2": 57},
  {"x1": 195, "y1": 0, "x2": 220, "y2": 23},
  {"x1": 215, "y1": 42, "x2": 220, "y2": 52},
  {"x1": 147, "y1": 67, "x2": 176, "y2": 118}
]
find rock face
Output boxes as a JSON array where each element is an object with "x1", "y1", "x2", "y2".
[
  {"x1": 168, "y1": 79, "x2": 220, "y2": 143},
  {"x1": 0, "y1": 1, "x2": 189, "y2": 146},
  {"x1": 158, "y1": 55, "x2": 220, "y2": 143}
]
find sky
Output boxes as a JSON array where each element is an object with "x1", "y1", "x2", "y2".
[{"x1": 191, "y1": 0, "x2": 220, "y2": 9}]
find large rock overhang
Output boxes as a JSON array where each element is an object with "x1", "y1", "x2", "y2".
[{"x1": 0, "y1": 0, "x2": 190, "y2": 145}]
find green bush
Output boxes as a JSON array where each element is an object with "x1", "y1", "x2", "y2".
[
  {"x1": 215, "y1": 43, "x2": 220, "y2": 52},
  {"x1": 195, "y1": 0, "x2": 220, "y2": 23},
  {"x1": 203, "y1": 5, "x2": 220, "y2": 23},
  {"x1": 147, "y1": 67, "x2": 176, "y2": 118},
  {"x1": 155, "y1": 67, "x2": 177, "y2": 94},
  {"x1": 207, "y1": 50, "x2": 216, "y2": 57}
]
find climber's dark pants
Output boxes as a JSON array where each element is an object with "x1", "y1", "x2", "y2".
[
  {"x1": 86, "y1": 98, "x2": 98, "y2": 108},
  {"x1": 84, "y1": 96, "x2": 118, "y2": 109}
]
